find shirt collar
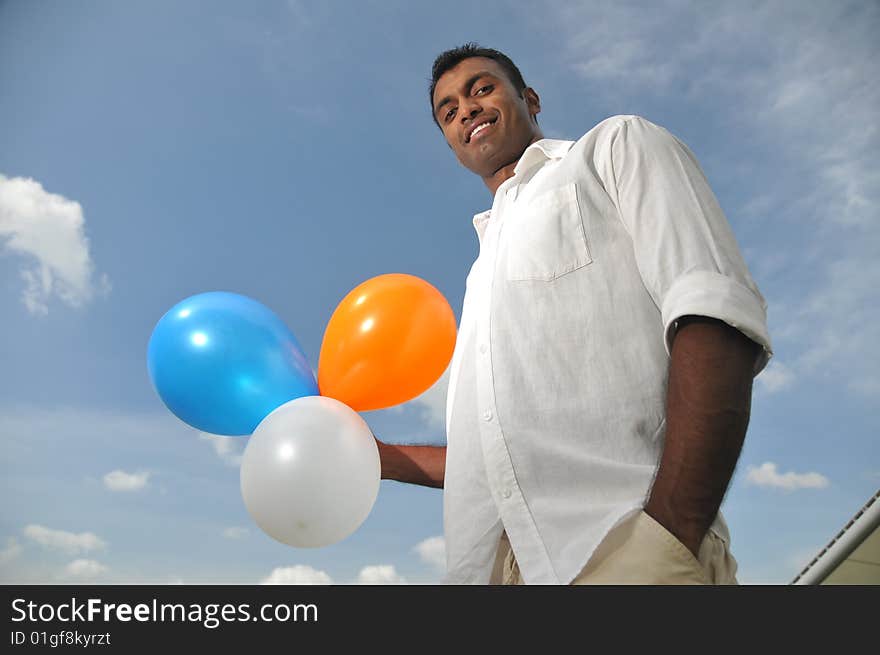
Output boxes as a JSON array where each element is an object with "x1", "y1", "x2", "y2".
[
  {"x1": 472, "y1": 210, "x2": 492, "y2": 240},
  {"x1": 513, "y1": 138, "x2": 575, "y2": 175},
  {"x1": 471, "y1": 138, "x2": 575, "y2": 240}
]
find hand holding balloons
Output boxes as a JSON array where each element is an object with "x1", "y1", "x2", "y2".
[{"x1": 148, "y1": 274, "x2": 455, "y2": 550}]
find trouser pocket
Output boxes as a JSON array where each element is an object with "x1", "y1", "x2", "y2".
[{"x1": 572, "y1": 511, "x2": 711, "y2": 585}]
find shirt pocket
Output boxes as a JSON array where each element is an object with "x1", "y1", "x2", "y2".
[{"x1": 504, "y1": 183, "x2": 593, "y2": 282}]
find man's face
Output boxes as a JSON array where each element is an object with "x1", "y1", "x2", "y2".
[{"x1": 432, "y1": 57, "x2": 541, "y2": 179}]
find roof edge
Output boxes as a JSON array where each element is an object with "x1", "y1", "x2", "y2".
[{"x1": 791, "y1": 489, "x2": 880, "y2": 585}]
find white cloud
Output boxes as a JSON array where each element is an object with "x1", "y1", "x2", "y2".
[
  {"x1": 356, "y1": 565, "x2": 407, "y2": 585},
  {"x1": 0, "y1": 537, "x2": 22, "y2": 564},
  {"x1": 285, "y1": 0, "x2": 315, "y2": 28},
  {"x1": 414, "y1": 536, "x2": 445, "y2": 569},
  {"x1": 199, "y1": 432, "x2": 246, "y2": 466},
  {"x1": 792, "y1": 253, "x2": 880, "y2": 399},
  {"x1": 850, "y1": 377, "x2": 880, "y2": 398},
  {"x1": 543, "y1": 1, "x2": 879, "y2": 226},
  {"x1": 0, "y1": 174, "x2": 109, "y2": 315},
  {"x1": 103, "y1": 470, "x2": 150, "y2": 492},
  {"x1": 539, "y1": 0, "x2": 770, "y2": 100},
  {"x1": 222, "y1": 527, "x2": 249, "y2": 539},
  {"x1": 261, "y1": 565, "x2": 332, "y2": 585},
  {"x1": 63, "y1": 559, "x2": 107, "y2": 580},
  {"x1": 403, "y1": 365, "x2": 450, "y2": 431},
  {"x1": 745, "y1": 462, "x2": 830, "y2": 491},
  {"x1": 23, "y1": 525, "x2": 107, "y2": 554},
  {"x1": 755, "y1": 361, "x2": 794, "y2": 394}
]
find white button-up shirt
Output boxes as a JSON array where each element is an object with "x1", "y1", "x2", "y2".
[{"x1": 442, "y1": 115, "x2": 772, "y2": 584}]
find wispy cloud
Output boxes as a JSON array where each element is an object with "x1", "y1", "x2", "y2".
[
  {"x1": 103, "y1": 470, "x2": 150, "y2": 492},
  {"x1": 755, "y1": 361, "x2": 794, "y2": 395},
  {"x1": 222, "y1": 527, "x2": 249, "y2": 539},
  {"x1": 414, "y1": 536, "x2": 445, "y2": 569},
  {"x1": 546, "y1": 0, "x2": 879, "y2": 231},
  {"x1": 745, "y1": 462, "x2": 830, "y2": 491},
  {"x1": 261, "y1": 565, "x2": 332, "y2": 585},
  {"x1": 554, "y1": 2, "x2": 680, "y2": 93},
  {"x1": 199, "y1": 432, "x2": 246, "y2": 466},
  {"x1": 356, "y1": 565, "x2": 407, "y2": 585},
  {"x1": 0, "y1": 537, "x2": 22, "y2": 564},
  {"x1": 219, "y1": 2, "x2": 334, "y2": 123},
  {"x1": 63, "y1": 559, "x2": 108, "y2": 580},
  {"x1": 793, "y1": 254, "x2": 880, "y2": 398},
  {"x1": 0, "y1": 174, "x2": 110, "y2": 315},
  {"x1": 23, "y1": 525, "x2": 107, "y2": 554},
  {"x1": 403, "y1": 365, "x2": 450, "y2": 431}
]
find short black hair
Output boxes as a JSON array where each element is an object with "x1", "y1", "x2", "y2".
[{"x1": 429, "y1": 43, "x2": 527, "y2": 126}]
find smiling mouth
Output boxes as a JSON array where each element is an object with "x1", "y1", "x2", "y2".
[{"x1": 467, "y1": 118, "x2": 497, "y2": 143}]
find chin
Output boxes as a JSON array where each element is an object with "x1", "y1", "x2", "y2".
[{"x1": 464, "y1": 160, "x2": 495, "y2": 178}]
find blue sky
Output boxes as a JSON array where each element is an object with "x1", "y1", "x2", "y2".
[{"x1": 0, "y1": 0, "x2": 877, "y2": 584}]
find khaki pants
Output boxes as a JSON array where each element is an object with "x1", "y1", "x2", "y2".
[{"x1": 491, "y1": 511, "x2": 739, "y2": 585}]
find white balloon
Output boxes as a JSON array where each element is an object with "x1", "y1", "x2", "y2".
[{"x1": 240, "y1": 395, "x2": 380, "y2": 548}]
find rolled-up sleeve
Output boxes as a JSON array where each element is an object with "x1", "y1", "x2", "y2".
[{"x1": 608, "y1": 116, "x2": 772, "y2": 373}]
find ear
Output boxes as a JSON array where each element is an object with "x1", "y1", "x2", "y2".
[{"x1": 523, "y1": 87, "x2": 541, "y2": 118}]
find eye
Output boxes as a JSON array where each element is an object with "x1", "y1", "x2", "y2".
[
  {"x1": 475, "y1": 84, "x2": 493, "y2": 95},
  {"x1": 444, "y1": 107, "x2": 457, "y2": 122}
]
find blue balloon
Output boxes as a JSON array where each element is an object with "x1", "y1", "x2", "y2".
[{"x1": 147, "y1": 292, "x2": 318, "y2": 436}]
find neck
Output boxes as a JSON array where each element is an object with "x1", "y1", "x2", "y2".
[{"x1": 481, "y1": 132, "x2": 544, "y2": 196}]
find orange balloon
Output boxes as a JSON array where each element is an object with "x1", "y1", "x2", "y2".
[{"x1": 318, "y1": 274, "x2": 457, "y2": 411}]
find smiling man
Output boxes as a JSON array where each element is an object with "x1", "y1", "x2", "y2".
[{"x1": 376, "y1": 44, "x2": 772, "y2": 584}]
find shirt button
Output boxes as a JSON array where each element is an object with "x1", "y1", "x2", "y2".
[
  {"x1": 502, "y1": 489, "x2": 512, "y2": 499},
  {"x1": 479, "y1": 343, "x2": 488, "y2": 354},
  {"x1": 482, "y1": 410, "x2": 493, "y2": 422}
]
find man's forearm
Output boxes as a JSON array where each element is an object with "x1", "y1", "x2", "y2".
[
  {"x1": 376, "y1": 441, "x2": 446, "y2": 489},
  {"x1": 645, "y1": 315, "x2": 760, "y2": 557}
]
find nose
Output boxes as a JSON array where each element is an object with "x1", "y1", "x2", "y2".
[{"x1": 460, "y1": 99, "x2": 482, "y2": 123}]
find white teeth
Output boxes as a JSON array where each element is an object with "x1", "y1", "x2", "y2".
[{"x1": 470, "y1": 122, "x2": 492, "y2": 140}]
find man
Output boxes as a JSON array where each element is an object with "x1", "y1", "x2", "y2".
[{"x1": 376, "y1": 44, "x2": 771, "y2": 584}]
